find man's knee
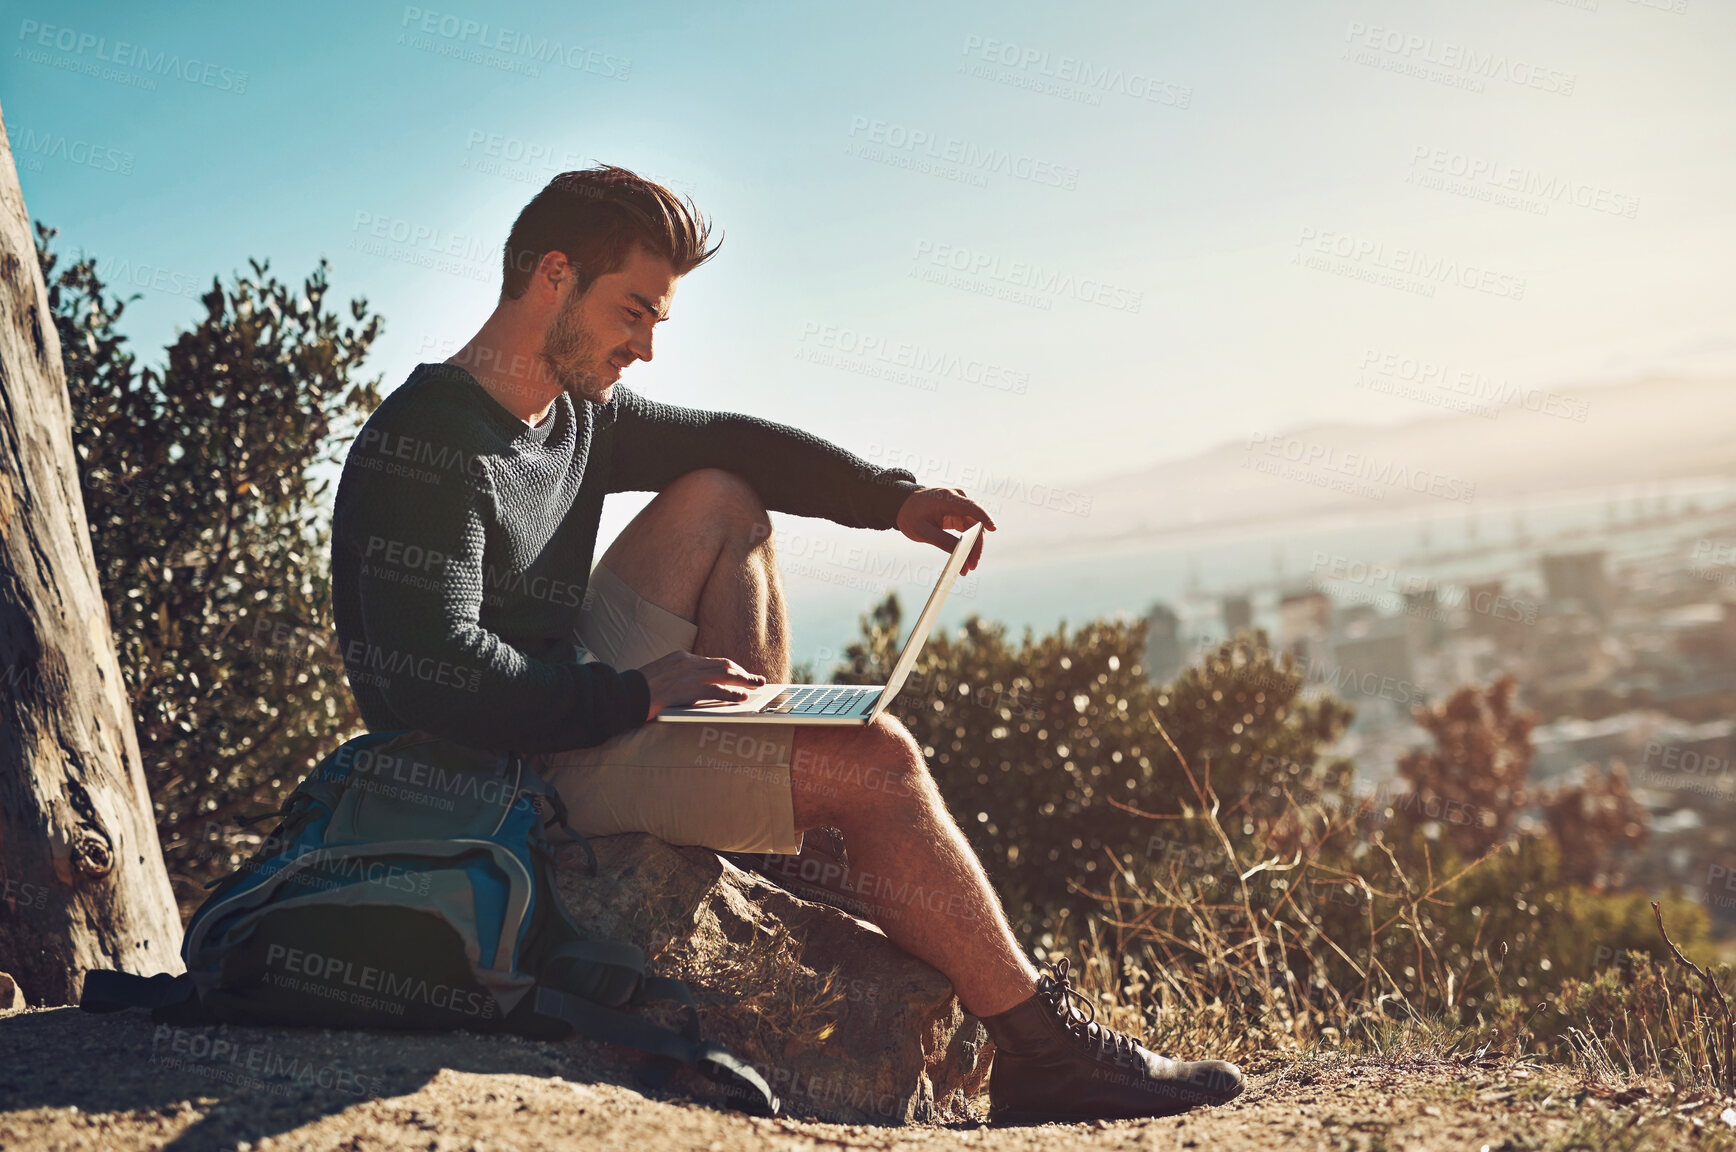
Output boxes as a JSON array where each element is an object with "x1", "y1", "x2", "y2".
[
  {"x1": 662, "y1": 468, "x2": 771, "y2": 545},
  {"x1": 793, "y1": 715, "x2": 929, "y2": 814},
  {"x1": 866, "y1": 712, "x2": 922, "y2": 762}
]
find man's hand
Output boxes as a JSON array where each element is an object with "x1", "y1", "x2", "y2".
[
  {"x1": 635, "y1": 650, "x2": 767, "y2": 721},
  {"x1": 895, "y1": 487, "x2": 996, "y2": 575}
]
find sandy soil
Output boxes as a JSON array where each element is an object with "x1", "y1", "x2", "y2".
[{"x1": 3, "y1": 1004, "x2": 1734, "y2": 1152}]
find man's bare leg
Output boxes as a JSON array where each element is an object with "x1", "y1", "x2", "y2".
[
  {"x1": 596, "y1": 468, "x2": 789, "y2": 682},
  {"x1": 789, "y1": 719, "x2": 1038, "y2": 1017},
  {"x1": 600, "y1": 467, "x2": 1035, "y2": 1014},
  {"x1": 595, "y1": 467, "x2": 1243, "y2": 1121}
]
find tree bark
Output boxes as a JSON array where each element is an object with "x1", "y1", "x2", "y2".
[{"x1": 0, "y1": 101, "x2": 182, "y2": 1004}]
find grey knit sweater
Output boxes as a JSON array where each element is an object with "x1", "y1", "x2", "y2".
[{"x1": 330, "y1": 363, "x2": 921, "y2": 753}]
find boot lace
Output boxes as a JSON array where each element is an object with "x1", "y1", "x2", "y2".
[{"x1": 1039, "y1": 957, "x2": 1147, "y2": 1066}]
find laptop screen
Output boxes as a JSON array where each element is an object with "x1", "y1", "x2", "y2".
[{"x1": 871, "y1": 522, "x2": 983, "y2": 719}]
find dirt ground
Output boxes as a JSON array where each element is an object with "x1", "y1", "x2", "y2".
[{"x1": 4, "y1": 1004, "x2": 1735, "y2": 1152}]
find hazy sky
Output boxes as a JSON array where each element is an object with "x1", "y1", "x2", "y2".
[{"x1": 7, "y1": 0, "x2": 1731, "y2": 502}]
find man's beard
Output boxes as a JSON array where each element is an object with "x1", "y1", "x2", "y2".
[{"x1": 540, "y1": 290, "x2": 612, "y2": 407}]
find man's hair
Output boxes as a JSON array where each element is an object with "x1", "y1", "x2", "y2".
[{"x1": 500, "y1": 165, "x2": 720, "y2": 303}]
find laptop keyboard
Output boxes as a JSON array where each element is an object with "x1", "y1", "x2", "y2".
[{"x1": 760, "y1": 685, "x2": 879, "y2": 716}]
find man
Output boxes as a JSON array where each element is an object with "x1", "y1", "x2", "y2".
[{"x1": 330, "y1": 165, "x2": 1242, "y2": 1124}]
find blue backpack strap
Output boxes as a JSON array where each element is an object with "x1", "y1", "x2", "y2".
[
  {"x1": 518, "y1": 758, "x2": 598, "y2": 876},
  {"x1": 540, "y1": 939, "x2": 647, "y2": 1007},
  {"x1": 514, "y1": 761, "x2": 776, "y2": 1115},
  {"x1": 636, "y1": 975, "x2": 701, "y2": 1017},
  {"x1": 531, "y1": 986, "x2": 779, "y2": 1117}
]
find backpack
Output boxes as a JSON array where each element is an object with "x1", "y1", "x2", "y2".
[{"x1": 79, "y1": 729, "x2": 779, "y2": 1116}]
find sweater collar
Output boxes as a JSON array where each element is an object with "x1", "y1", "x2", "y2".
[{"x1": 419, "y1": 361, "x2": 572, "y2": 445}]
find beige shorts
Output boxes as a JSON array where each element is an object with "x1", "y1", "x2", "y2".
[{"x1": 532, "y1": 562, "x2": 801, "y2": 855}]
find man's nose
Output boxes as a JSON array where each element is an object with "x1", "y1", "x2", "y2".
[{"x1": 628, "y1": 328, "x2": 654, "y2": 363}]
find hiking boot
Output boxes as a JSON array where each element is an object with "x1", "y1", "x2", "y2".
[{"x1": 980, "y1": 957, "x2": 1244, "y2": 1125}]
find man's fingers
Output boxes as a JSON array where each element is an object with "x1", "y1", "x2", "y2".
[
  {"x1": 681, "y1": 684, "x2": 749, "y2": 704},
  {"x1": 686, "y1": 663, "x2": 754, "y2": 700},
  {"x1": 703, "y1": 656, "x2": 765, "y2": 685},
  {"x1": 720, "y1": 657, "x2": 765, "y2": 684},
  {"x1": 943, "y1": 489, "x2": 996, "y2": 532},
  {"x1": 916, "y1": 522, "x2": 987, "y2": 575},
  {"x1": 943, "y1": 508, "x2": 993, "y2": 533},
  {"x1": 963, "y1": 530, "x2": 985, "y2": 575},
  {"x1": 897, "y1": 487, "x2": 998, "y2": 574},
  {"x1": 909, "y1": 521, "x2": 956, "y2": 554}
]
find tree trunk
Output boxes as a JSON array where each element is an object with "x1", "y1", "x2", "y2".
[{"x1": 0, "y1": 101, "x2": 182, "y2": 1005}]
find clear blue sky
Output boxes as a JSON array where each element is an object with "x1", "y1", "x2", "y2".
[{"x1": 7, "y1": 0, "x2": 1732, "y2": 504}]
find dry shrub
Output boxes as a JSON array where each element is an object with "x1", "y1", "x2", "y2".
[
  {"x1": 821, "y1": 597, "x2": 1727, "y2": 1090},
  {"x1": 1052, "y1": 711, "x2": 1727, "y2": 1091},
  {"x1": 658, "y1": 921, "x2": 850, "y2": 1072}
]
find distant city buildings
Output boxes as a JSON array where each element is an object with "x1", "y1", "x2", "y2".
[
  {"x1": 1143, "y1": 603, "x2": 1184, "y2": 685},
  {"x1": 1279, "y1": 590, "x2": 1333, "y2": 666},
  {"x1": 1222, "y1": 593, "x2": 1253, "y2": 635},
  {"x1": 1541, "y1": 550, "x2": 1615, "y2": 621},
  {"x1": 1142, "y1": 506, "x2": 1736, "y2": 926}
]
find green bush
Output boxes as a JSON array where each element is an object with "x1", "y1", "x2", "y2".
[
  {"x1": 831, "y1": 596, "x2": 1351, "y2": 935},
  {"x1": 37, "y1": 225, "x2": 380, "y2": 910}
]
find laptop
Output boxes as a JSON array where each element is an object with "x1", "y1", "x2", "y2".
[{"x1": 655, "y1": 522, "x2": 983, "y2": 726}]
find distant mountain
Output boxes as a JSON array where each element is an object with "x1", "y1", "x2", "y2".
[{"x1": 993, "y1": 376, "x2": 1736, "y2": 557}]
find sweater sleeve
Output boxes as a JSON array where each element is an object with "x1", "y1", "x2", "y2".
[
  {"x1": 335, "y1": 412, "x2": 650, "y2": 754},
  {"x1": 602, "y1": 386, "x2": 922, "y2": 530}
]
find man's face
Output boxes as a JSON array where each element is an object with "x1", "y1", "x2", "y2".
[{"x1": 541, "y1": 243, "x2": 678, "y2": 407}]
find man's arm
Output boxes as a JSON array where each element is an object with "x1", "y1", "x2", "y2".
[
  {"x1": 603, "y1": 385, "x2": 921, "y2": 529},
  {"x1": 334, "y1": 425, "x2": 649, "y2": 753}
]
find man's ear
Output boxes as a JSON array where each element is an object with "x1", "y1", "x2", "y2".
[{"x1": 534, "y1": 250, "x2": 575, "y2": 300}]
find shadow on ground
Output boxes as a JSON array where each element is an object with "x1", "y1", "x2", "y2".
[{"x1": 0, "y1": 1003, "x2": 663, "y2": 1151}]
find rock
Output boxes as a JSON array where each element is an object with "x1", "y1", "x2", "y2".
[
  {"x1": 0, "y1": 971, "x2": 23, "y2": 1014},
  {"x1": 552, "y1": 833, "x2": 991, "y2": 1125}
]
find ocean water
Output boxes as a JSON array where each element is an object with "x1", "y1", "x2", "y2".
[{"x1": 784, "y1": 478, "x2": 1736, "y2": 672}]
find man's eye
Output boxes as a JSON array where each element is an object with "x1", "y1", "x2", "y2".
[{"x1": 626, "y1": 309, "x2": 643, "y2": 321}]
